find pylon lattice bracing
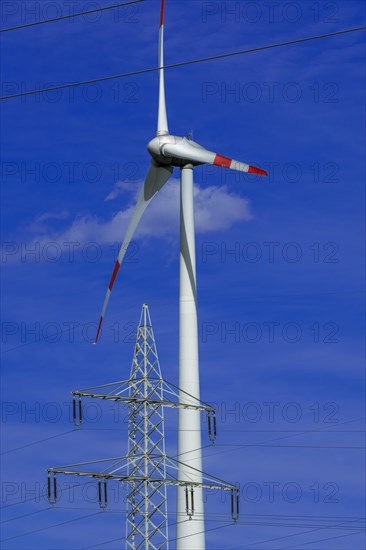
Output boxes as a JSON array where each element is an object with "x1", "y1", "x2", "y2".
[{"x1": 125, "y1": 306, "x2": 169, "y2": 549}]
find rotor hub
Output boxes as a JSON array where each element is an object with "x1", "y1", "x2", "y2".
[{"x1": 147, "y1": 135, "x2": 203, "y2": 167}]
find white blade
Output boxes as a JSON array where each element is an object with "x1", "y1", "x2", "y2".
[
  {"x1": 162, "y1": 138, "x2": 268, "y2": 176},
  {"x1": 157, "y1": 0, "x2": 168, "y2": 136},
  {"x1": 94, "y1": 161, "x2": 173, "y2": 343}
]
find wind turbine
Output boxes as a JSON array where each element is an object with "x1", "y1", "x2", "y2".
[{"x1": 94, "y1": 0, "x2": 267, "y2": 547}]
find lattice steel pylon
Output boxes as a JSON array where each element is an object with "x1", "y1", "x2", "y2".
[
  {"x1": 125, "y1": 304, "x2": 169, "y2": 549},
  {"x1": 47, "y1": 305, "x2": 239, "y2": 549}
]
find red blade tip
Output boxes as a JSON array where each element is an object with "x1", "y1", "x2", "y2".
[
  {"x1": 248, "y1": 166, "x2": 268, "y2": 176},
  {"x1": 94, "y1": 317, "x2": 103, "y2": 344},
  {"x1": 160, "y1": 0, "x2": 165, "y2": 25}
]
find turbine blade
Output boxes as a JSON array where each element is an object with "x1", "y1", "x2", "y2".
[
  {"x1": 157, "y1": 0, "x2": 168, "y2": 136},
  {"x1": 162, "y1": 138, "x2": 268, "y2": 176},
  {"x1": 94, "y1": 161, "x2": 173, "y2": 343}
]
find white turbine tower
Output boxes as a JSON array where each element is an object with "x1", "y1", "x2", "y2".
[{"x1": 94, "y1": 1, "x2": 267, "y2": 547}]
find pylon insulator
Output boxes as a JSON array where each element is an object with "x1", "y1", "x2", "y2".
[
  {"x1": 47, "y1": 472, "x2": 57, "y2": 505},
  {"x1": 98, "y1": 479, "x2": 108, "y2": 510},
  {"x1": 231, "y1": 488, "x2": 240, "y2": 522},
  {"x1": 72, "y1": 394, "x2": 82, "y2": 427},
  {"x1": 208, "y1": 411, "x2": 217, "y2": 444}
]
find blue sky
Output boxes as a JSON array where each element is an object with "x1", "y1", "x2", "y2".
[{"x1": 1, "y1": 0, "x2": 365, "y2": 548}]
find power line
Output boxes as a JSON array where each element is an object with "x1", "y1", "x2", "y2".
[
  {"x1": 0, "y1": 322, "x2": 101, "y2": 354},
  {"x1": 10, "y1": 417, "x2": 358, "y2": 463},
  {"x1": 2, "y1": 504, "x2": 364, "y2": 546},
  {"x1": 2, "y1": 504, "x2": 365, "y2": 527},
  {"x1": 0, "y1": 1, "x2": 144, "y2": 33},
  {"x1": 52, "y1": 510, "x2": 366, "y2": 524},
  {"x1": 0, "y1": 511, "x2": 101, "y2": 543},
  {"x1": 0, "y1": 477, "x2": 94, "y2": 510},
  {"x1": 213, "y1": 443, "x2": 365, "y2": 449},
  {"x1": 197, "y1": 416, "x2": 366, "y2": 461},
  {"x1": 81, "y1": 522, "x2": 202, "y2": 550},
  {"x1": 0, "y1": 428, "x2": 77, "y2": 455},
  {"x1": 2, "y1": 502, "x2": 364, "y2": 524},
  {"x1": 1, "y1": 26, "x2": 365, "y2": 101},
  {"x1": 81, "y1": 536, "x2": 125, "y2": 549},
  {"x1": 0, "y1": 507, "x2": 51, "y2": 525},
  {"x1": 0, "y1": 430, "x2": 210, "y2": 460},
  {"x1": 193, "y1": 518, "x2": 365, "y2": 531},
  {"x1": 83, "y1": 428, "x2": 366, "y2": 432},
  {"x1": 1, "y1": 416, "x2": 363, "y2": 458},
  {"x1": 2, "y1": 509, "x2": 362, "y2": 550},
  {"x1": 0, "y1": 494, "x2": 49, "y2": 511},
  {"x1": 279, "y1": 529, "x2": 362, "y2": 549},
  {"x1": 228, "y1": 517, "x2": 363, "y2": 549},
  {"x1": 80, "y1": 517, "x2": 194, "y2": 549},
  {"x1": 0, "y1": 417, "x2": 362, "y2": 511},
  {"x1": 81, "y1": 514, "x2": 336, "y2": 550},
  {"x1": 168, "y1": 520, "x2": 235, "y2": 544},
  {"x1": 238, "y1": 513, "x2": 365, "y2": 521}
]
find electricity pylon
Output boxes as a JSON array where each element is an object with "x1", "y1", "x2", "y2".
[
  {"x1": 48, "y1": 305, "x2": 239, "y2": 549},
  {"x1": 125, "y1": 304, "x2": 169, "y2": 548}
]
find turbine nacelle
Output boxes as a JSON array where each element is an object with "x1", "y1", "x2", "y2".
[{"x1": 147, "y1": 135, "x2": 205, "y2": 167}]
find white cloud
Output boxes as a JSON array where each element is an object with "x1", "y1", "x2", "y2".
[
  {"x1": 104, "y1": 180, "x2": 137, "y2": 202},
  {"x1": 59, "y1": 179, "x2": 252, "y2": 244},
  {"x1": 2, "y1": 180, "x2": 252, "y2": 265},
  {"x1": 27, "y1": 210, "x2": 69, "y2": 234}
]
